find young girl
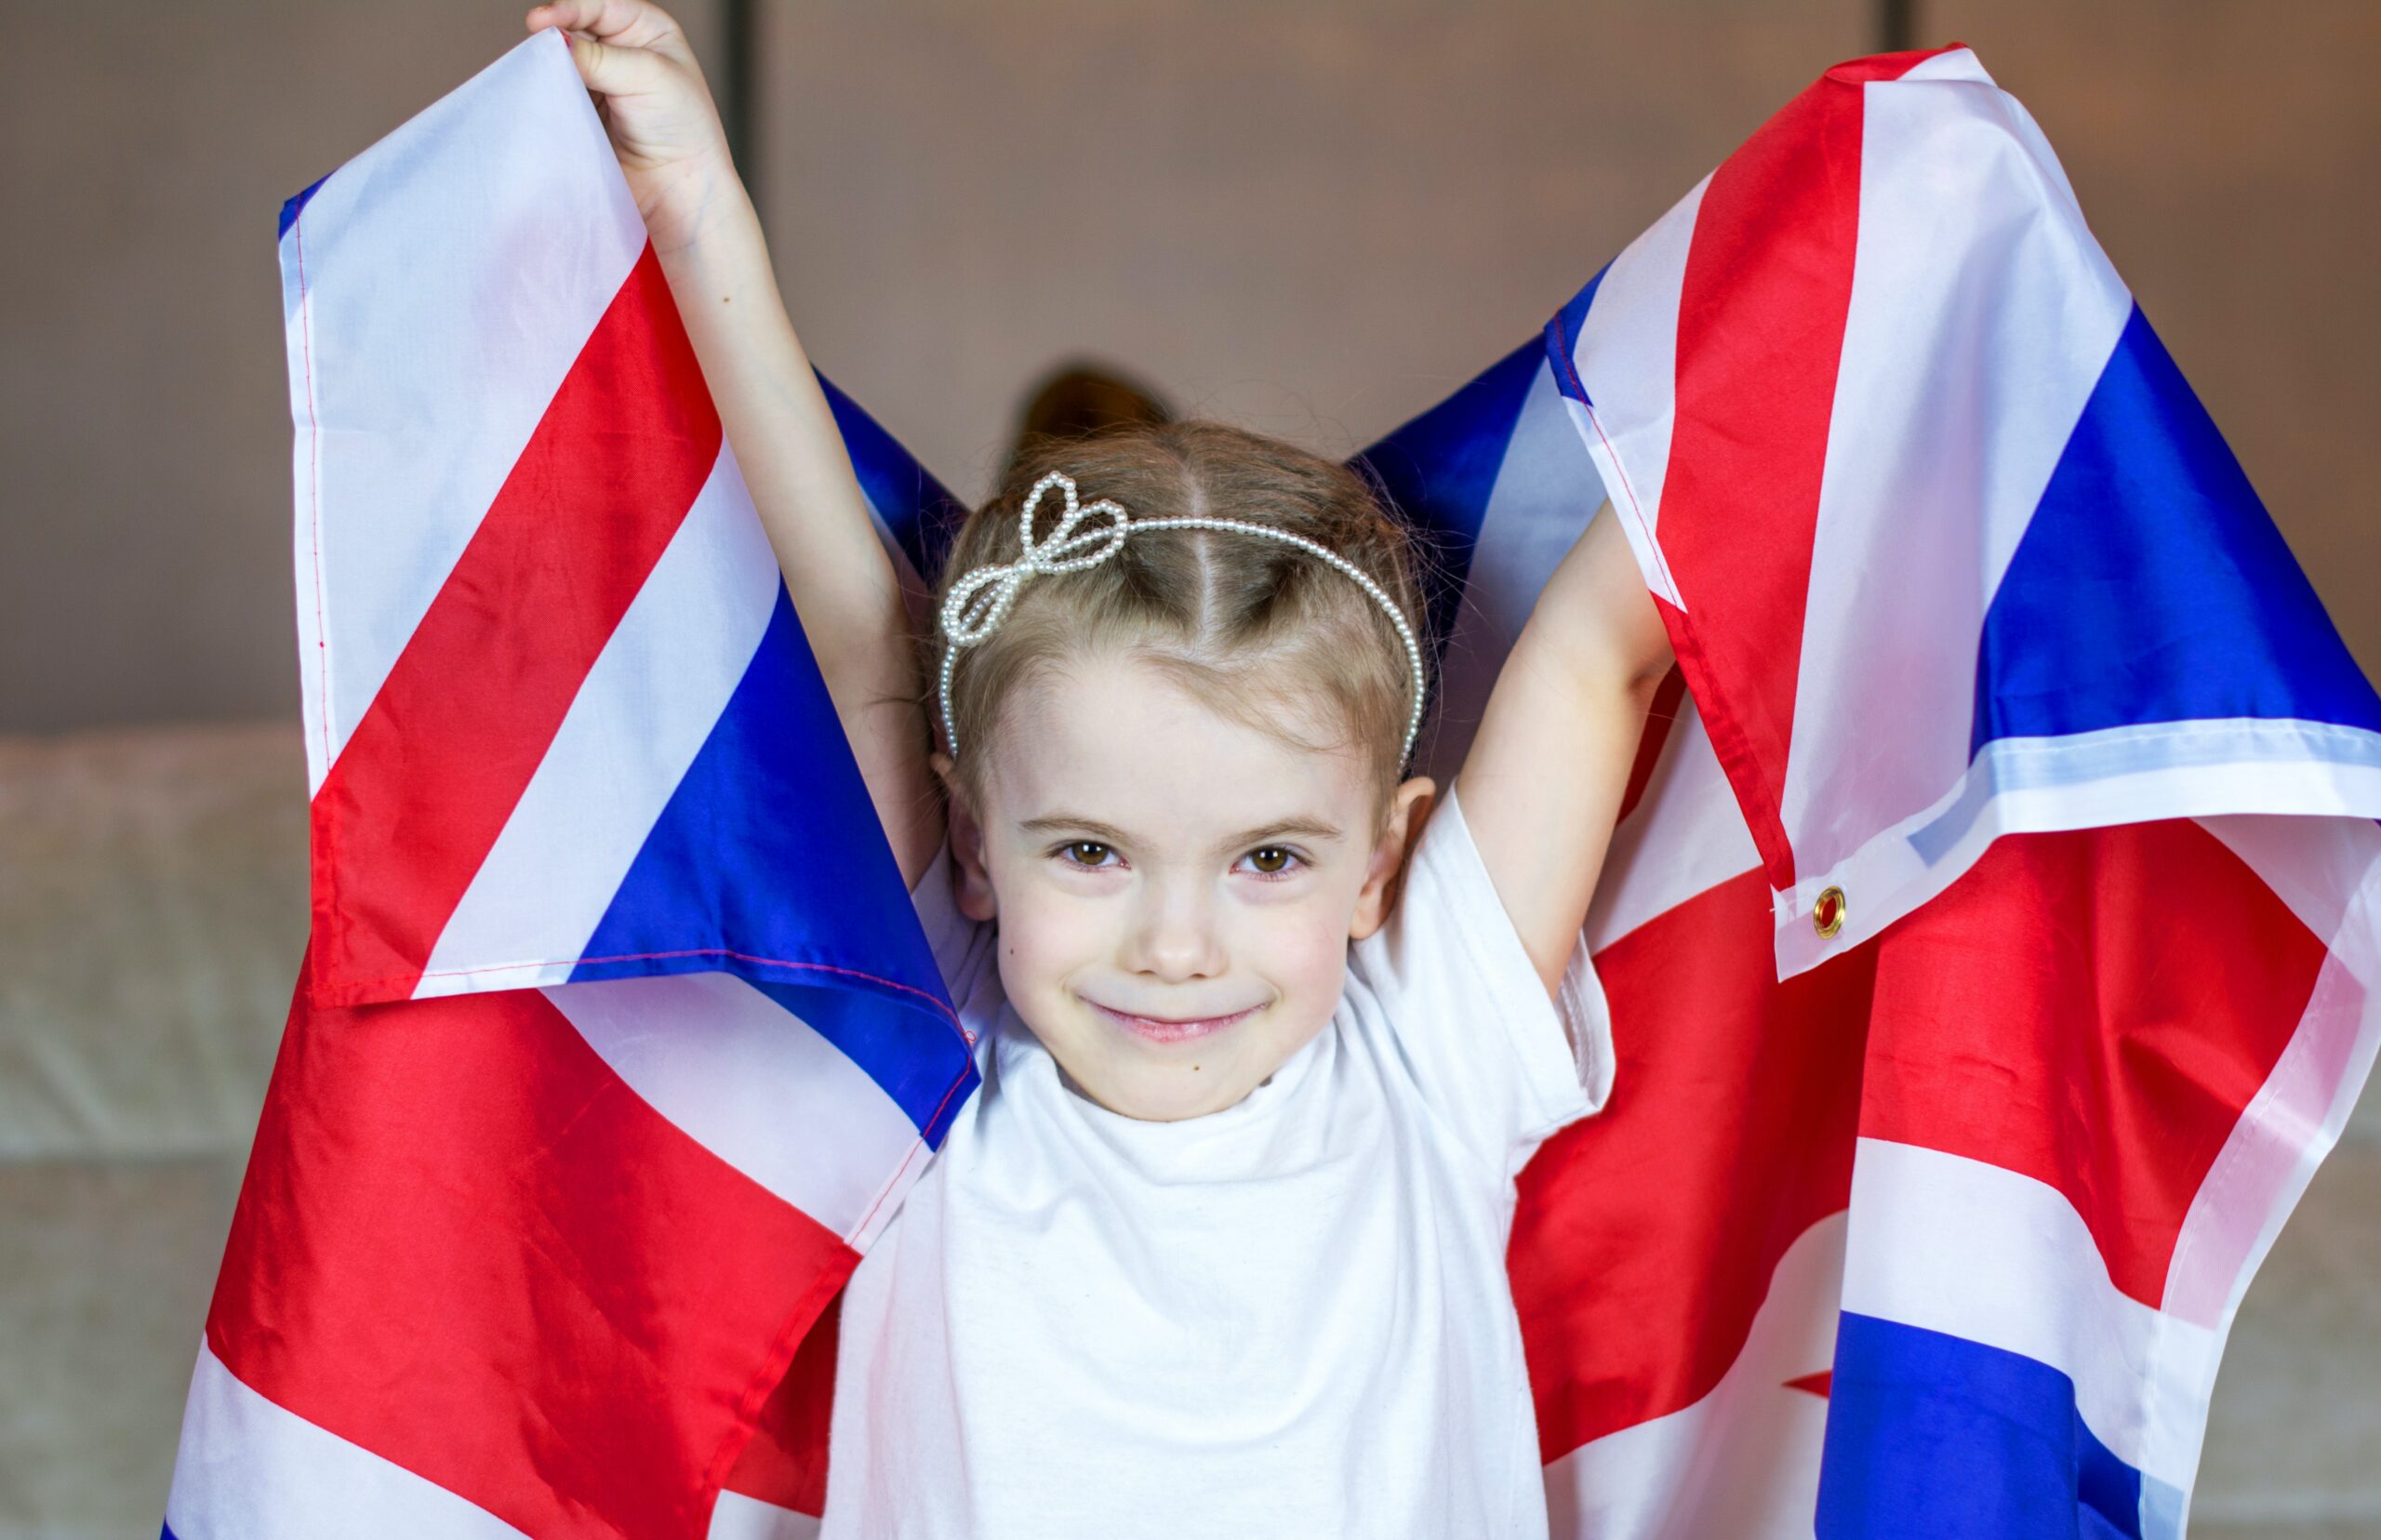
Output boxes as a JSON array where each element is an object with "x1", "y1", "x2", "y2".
[{"x1": 528, "y1": 4, "x2": 1672, "y2": 1533}]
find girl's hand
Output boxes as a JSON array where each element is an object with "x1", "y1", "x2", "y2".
[{"x1": 525, "y1": 0, "x2": 738, "y2": 250}]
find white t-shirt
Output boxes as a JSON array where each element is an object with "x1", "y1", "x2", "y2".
[{"x1": 818, "y1": 784, "x2": 1615, "y2": 1539}]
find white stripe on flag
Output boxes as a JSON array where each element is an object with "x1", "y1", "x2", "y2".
[
  {"x1": 710, "y1": 1490, "x2": 823, "y2": 1540},
  {"x1": 1776, "y1": 719, "x2": 2381, "y2": 976},
  {"x1": 543, "y1": 972, "x2": 925, "y2": 1246},
  {"x1": 1898, "y1": 45, "x2": 1993, "y2": 86},
  {"x1": 166, "y1": 1338, "x2": 530, "y2": 1540},
  {"x1": 1559, "y1": 175, "x2": 1708, "y2": 610},
  {"x1": 2164, "y1": 815, "x2": 2381, "y2": 1337},
  {"x1": 1426, "y1": 360, "x2": 1604, "y2": 780},
  {"x1": 2200, "y1": 809, "x2": 2381, "y2": 968},
  {"x1": 1773, "y1": 63, "x2": 2135, "y2": 886},
  {"x1": 1542, "y1": 1213, "x2": 1842, "y2": 1540},
  {"x1": 1841, "y1": 1137, "x2": 2214, "y2": 1492},
  {"x1": 284, "y1": 29, "x2": 647, "y2": 792},
  {"x1": 419, "y1": 442, "x2": 779, "y2": 993},
  {"x1": 1586, "y1": 693, "x2": 1762, "y2": 953}
]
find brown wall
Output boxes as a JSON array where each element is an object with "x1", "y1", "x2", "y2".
[
  {"x1": 17, "y1": 1, "x2": 2368, "y2": 734},
  {"x1": 756, "y1": 0, "x2": 1869, "y2": 496}
]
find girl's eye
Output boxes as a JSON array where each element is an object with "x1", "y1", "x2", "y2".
[
  {"x1": 1240, "y1": 846, "x2": 1306, "y2": 879},
  {"x1": 1057, "y1": 841, "x2": 1119, "y2": 870}
]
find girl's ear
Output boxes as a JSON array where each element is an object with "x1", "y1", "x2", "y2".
[
  {"x1": 1350, "y1": 775, "x2": 1436, "y2": 941},
  {"x1": 931, "y1": 750, "x2": 1000, "y2": 923}
]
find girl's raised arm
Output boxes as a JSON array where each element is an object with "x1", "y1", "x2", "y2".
[
  {"x1": 1452, "y1": 505, "x2": 1673, "y2": 1000},
  {"x1": 529, "y1": 0, "x2": 942, "y2": 886}
]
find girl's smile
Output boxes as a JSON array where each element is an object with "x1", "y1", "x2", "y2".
[{"x1": 1084, "y1": 997, "x2": 1264, "y2": 1044}]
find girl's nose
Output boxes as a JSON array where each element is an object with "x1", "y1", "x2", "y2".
[{"x1": 1124, "y1": 884, "x2": 1228, "y2": 982}]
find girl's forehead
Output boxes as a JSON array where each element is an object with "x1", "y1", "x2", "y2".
[{"x1": 984, "y1": 652, "x2": 1372, "y2": 837}]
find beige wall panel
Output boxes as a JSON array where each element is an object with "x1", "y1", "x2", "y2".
[
  {"x1": 1922, "y1": 0, "x2": 2381, "y2": 683},
  {"x1": 757, "y1": 0, "x2": 1873, "y2": 502},
  {"x1": 0, "y1": 1157, "x2": 243, "y2": 1537},
  {"x1": 0, "y1": 726, "x2": 303, "y2": 1160}
]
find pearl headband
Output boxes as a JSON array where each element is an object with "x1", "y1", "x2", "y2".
[{"x1": 937, "y1": 470, "x2": 1428, "y2": 767}]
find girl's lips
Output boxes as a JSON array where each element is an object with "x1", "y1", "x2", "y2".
[{"x1": 1086, "y1": 998, "x2": 1258, "y2": 1044}]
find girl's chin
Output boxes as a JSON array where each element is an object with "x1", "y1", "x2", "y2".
[{"x1": 1070, "y1": 1058, "x2": 1260, "y2": 1124}]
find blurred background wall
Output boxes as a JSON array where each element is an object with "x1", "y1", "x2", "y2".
[{"x1": 3, "y1": 1, "x2": 2375, "y2": 1535}]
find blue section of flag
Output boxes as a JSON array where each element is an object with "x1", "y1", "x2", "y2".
[
  {"x1": 1974, "y1": 304, "x2": 2381, "y2": 756},
  {"x1": 819, "y1": 372, "x2": 969, "y2": 583},
  {"x1": 1817, "y1": 1312, "x2": 2143, "y2": 1540},
  {"x1": 1542, "y1": 259, "x2": 1612, "y2": 408},
  {"x1": 755, "y1": 978, "x2": 978, "y2": 1150},
  {"x1": 574, "y1": 586, "x2": 968, "y2": 1135},
  {"x1": 277, "y1": 173, "x2": 331, "y2": 239},
  {"x1": 1349, "y1": 339, "x2": 1544, "y2": 662},
  {"x1": 1553, "y1": 261, "x2": 1609, "y2": 372}
]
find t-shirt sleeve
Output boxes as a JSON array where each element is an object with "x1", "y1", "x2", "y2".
[{"x1": 1347, "y1": 783, "x2": 1616, "y2": 1174}]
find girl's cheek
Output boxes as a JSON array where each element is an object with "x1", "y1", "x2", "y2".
[
  {"x1": 1005, "y1": 897, "x2": 1106, "y2": 977},
  {"x1": 1260, "y1": 906, "x2": 1353, "y2": 986}
]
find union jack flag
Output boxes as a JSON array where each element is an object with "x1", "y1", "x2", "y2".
[{"x1": 166, "y1": 31, "x2": 2381, "y2": 1540}]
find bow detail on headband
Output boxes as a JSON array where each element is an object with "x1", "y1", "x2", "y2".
[
  {"x1": 940, "y1": 472, "x2": 1130, "y2": 646},
  {"x1": 934, "y1": 466, "x2": 1429, "y2": 764}
]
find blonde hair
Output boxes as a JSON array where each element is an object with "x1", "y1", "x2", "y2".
[{"x1": 924, "y1": 420, "x2": 1437, "y2": 830}]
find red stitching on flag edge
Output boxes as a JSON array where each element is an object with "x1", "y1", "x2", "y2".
[
  {"x1": 1545, "y1": 309, "x2": 1683, "y2": 607},
  {"x1": 691, "y1": 1003, "x2": 987, "y2": 1523},
  {"x1": 315, "y1": 949, "x2": 967, "y2": 1029},
  {"x1": 293, "y1": 212, "x2": 332, "y2": 779},
  {"x1": 1547, "y1": 283, "x2": 1801, "y2": 892},
  {"x1": 847, "y1": 1072, "x2": 968, "y2": 1241},
  {"x1": 290, "y1": 206, "x2": 359, "y2": 1005}
]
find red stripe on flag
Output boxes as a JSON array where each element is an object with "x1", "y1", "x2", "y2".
[
  {"x1": 1645, "y1": 49, "x2": 1945, "y2": 889},
  {"x1": 306, "y1": 243, "x2": 723, "y2": 1005},
  {"x1": 1514, "y1": 868, "x2": 1873, "y2": 1457},
  {"x1": 724, "y1": 1289, "x2": 840, "y2": 1519},
  {"x1": 1859, "y1": 820, "x2": 2329, "y2": 1308},
  {"x1": 207, "y1": 970, "x2": 851, "y2": 1539}
]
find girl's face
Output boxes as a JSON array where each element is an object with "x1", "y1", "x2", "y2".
[{"x1": 941, "y1": 647, "x2": 1433, "y2": 1122}]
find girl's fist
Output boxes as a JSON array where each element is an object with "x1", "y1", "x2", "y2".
[{"x1": 526, "y1": 0, "x2": 736, "y2": 247}]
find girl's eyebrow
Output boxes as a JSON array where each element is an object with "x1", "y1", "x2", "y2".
[
  {"x1": 1018, "y1": 814, "x2": 1137, "y2": 844},
  {"x1": 1018, "y1": 814, "x2": 1346, "y2": 850},
  {"x1": 1217, "y1": 817, "x2": 1346, "y2": 849}
]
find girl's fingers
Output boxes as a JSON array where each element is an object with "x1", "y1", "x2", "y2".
[
  {"x1": 561, "y1": 28, "x2": 677, "y2": 98},
  {"x1": 525, "y1": 0, "x2": 689, "y2": 60}
]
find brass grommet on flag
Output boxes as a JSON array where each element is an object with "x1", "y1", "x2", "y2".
[{"x1": 1813, "y1": 886, "x2": 1846, "y2": 940}]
